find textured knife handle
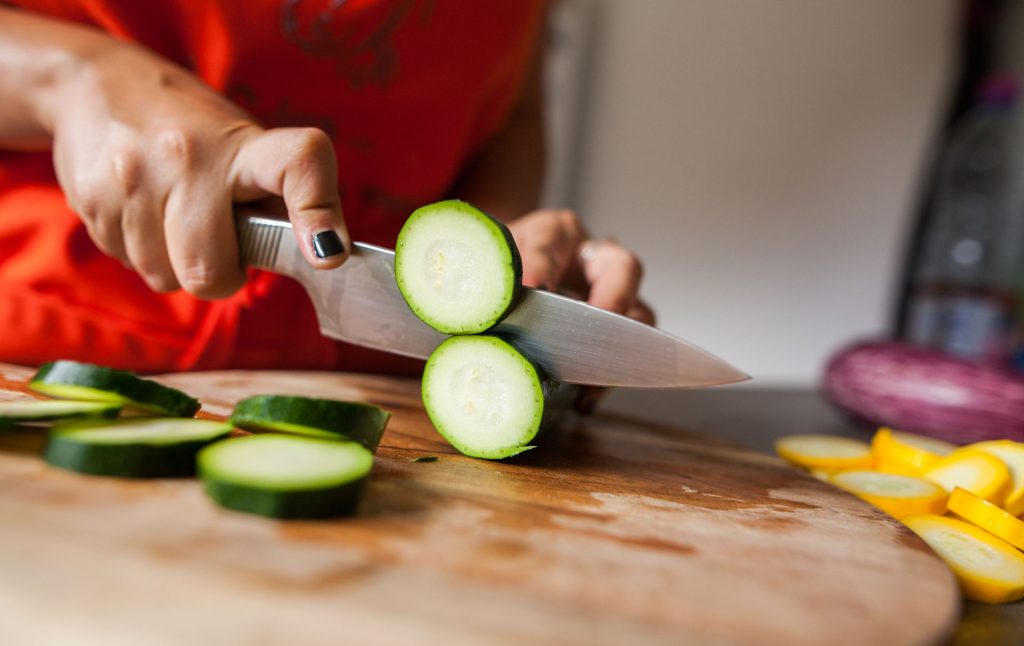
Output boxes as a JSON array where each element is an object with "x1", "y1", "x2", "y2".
[{"x1": 236, "y1": 212, "x2": 295, "y2": 272}]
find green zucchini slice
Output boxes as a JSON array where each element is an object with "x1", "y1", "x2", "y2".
[
  {"x1": 45, "y1": 418, "x2": 232, "y2": 478},
  {"x1": 198, "y1": 434, "x2": 373, "y2": 519},
  {"x1": 422, "y1": 335, "x2": 570, "y2": 460},
  {"x1": 229, "y1": 395, "x2": 390, "y2": 451},
  {"x1": 395, "y1": 199, "x2": 522, "y2": 334},
  {"x1": 30, "y1": 361, "x2": 200, "y2": 417},
  {"x1": 0, "y1": 399, "x2": 122, "y2": 428}
]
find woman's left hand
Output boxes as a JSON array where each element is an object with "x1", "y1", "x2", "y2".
[
  {"x1": 507, "y1": 208, "x2": 654, "y2": 324},
  {"x1": 506, "y1": 209, "x2": 655, "y2": 412}
]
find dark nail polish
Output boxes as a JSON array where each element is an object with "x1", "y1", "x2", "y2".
[{"x1": 313, "y1": 230, "x2": 345, "y2": 258}]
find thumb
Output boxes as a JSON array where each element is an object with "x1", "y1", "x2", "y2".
[{"x1": 232, "y1": 127, "x2": 350, "y2": 268}]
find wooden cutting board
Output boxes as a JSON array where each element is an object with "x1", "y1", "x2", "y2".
[{"x1": 0, "y1": 363, "x2": 959, "y2": 645}]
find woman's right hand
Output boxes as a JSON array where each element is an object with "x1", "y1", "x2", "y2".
[{"x1": 2, "y1": 9, "x2": 350, "y2": 299}]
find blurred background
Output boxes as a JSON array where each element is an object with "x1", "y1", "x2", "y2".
[{"x1": 537, "y1": 0, "x2": 1024, "y2": 439}]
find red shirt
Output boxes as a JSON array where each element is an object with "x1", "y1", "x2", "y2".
[{"x1": 0, "y1": 0, "x2": 543, "y2": 373}]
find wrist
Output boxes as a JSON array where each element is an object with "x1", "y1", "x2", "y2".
[{"x1": 37, "y1": 36, "x2": 127, "y2": 135}]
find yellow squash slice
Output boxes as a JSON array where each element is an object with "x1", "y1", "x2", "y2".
[
  {"x1": 967, "y1": 440, "x2": 1024, "y2": 517},
  {"x1": 775, "y1": 434, "x2": 872, "y2": 471},
  {"x1": 947, "y1": 487, "x2": 1024, "y2": 552},
  {"x1": 870, "y1": 427, "x2": 955, "y2": 476},
  {"x1": 903, "y1": 514, "x2": 1024, "y2": 604},
  {"x1": 830, "y1": 470, "x2": 947, "y2": 519},
  {"x1": 920, "y1": 450, "x2": 1011, "y2": 506}
]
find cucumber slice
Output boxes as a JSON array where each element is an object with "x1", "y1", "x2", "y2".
[
  {"x1": 422, "y1": 335, "x2": 570, "y2": 460},
  {"x1": 395, "y1": 200, "x2": 522, "y2": 334},
  {"x1": 30, "y1": 361, "x2": 200, "y2": 417},
  {"x1": 198, "y1": 434, "x2": 373, "y2": 519},
  {"x1": 45, "y1": 418, "x2": 232, "y2": 478},
  {"x1": 229, "y1": 395, "x2": 390, "y2": 451},
  {"x1": 0, "y1": 399, "x2": 122, "y2": 427}
]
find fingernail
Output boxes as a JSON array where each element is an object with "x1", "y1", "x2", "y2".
[{"x1": 313, "y1": 230, "x2": 345, "y2": 258}]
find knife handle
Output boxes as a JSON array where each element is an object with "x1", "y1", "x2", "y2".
[{"x1": 236, "y1": 211, "x2": 296, "y2": 273}]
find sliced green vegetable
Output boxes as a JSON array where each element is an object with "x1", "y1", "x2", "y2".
[
  {"x1": 410, "y1": 456, "x2": 438, "y2": 463},
  {"x1": 30, "y1": 361, "x2": 200, "y2": 417},
  {"x1": 0, "y1": 399, "x2": 122, "y2": 428},
  {"x1": 395, "y1": 199, "x2": 522, "y2": 334},
  {"x1": 422, "y1": 335, "x2": 571, "y2": 460},
  {"x1": 45, "y1": 418, "x2": 232, "y2": 478},
  {"x1": 229, "y1": 395, "x2": 390, "y2": 451},
  {"x1": 198, "y1": 434, "x2": 373, "y2": 519}
]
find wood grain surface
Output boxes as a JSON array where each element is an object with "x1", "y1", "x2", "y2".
[{"x1": 0, "y1": 363, "x2": 959, "y2": 646}]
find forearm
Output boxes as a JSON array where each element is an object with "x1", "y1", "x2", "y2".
[{"x1": 0, "y1": 7, "x2": 115, "y2": 150}]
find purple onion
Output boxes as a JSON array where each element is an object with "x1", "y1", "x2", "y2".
[{"x1": 822, "y1": 341, "x2": 1024, "y2": 444}]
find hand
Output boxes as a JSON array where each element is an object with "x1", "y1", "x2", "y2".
[
  {"x1": 507, "y1": 209, "x2": 655, "y2": 412},
  {"x1": 508, "y1": 208, "x2": 654, "y2": 323},
  {"x1": 49, "y1": 42, "x2": 350, "y2": 298}
]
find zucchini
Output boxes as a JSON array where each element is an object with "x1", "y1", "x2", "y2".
[
  {"x1": 45, "y1": 418, "x2": 232, "y2": 478},
  {"x1": 0, "y1": 399, "x2": 122, "y2": 428},
  {"x1": 229, "y1": 395, "x2": 390, "y2": 451},
  {"x1": 774, "y1": 434, "x2": 873, "y2": 471},
  {"x1": 395, "y1": 200, "x2": 522, "y2": 334},
  {"x1": 422, "y1": 335, "x2": 572, "y2": 460},
  {"x1": 30, "y1": 361, "x2": 200, "y2": 417},
  {"x1": 198, "y1": 434, "x2": 373, "y2": 519}
]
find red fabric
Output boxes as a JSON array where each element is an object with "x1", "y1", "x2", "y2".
[{"x1": 0, "y1": 0, "x2": 544, "y2": 374}]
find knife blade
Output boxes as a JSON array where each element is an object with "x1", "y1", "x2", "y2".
[{"x1": 237, "y1": 213, "x2": 748, "y2": 388}]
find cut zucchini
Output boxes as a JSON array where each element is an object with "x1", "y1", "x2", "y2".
[
  {"x1": 921, "y1": 449, "x2": 1011, "y2": 506},
  {"x1": 45, "y1": 418, "x2": 232, "y2": 478},
  {"x1": 967, "y1": 440, "x2": 1024, "y2": 516},
  {"x1": 198, "y1": 434, "x2": 373, "y2": 519},
  {"x1": 230, "y1": 395, "x2": 390, "y2": 451},
  {"x1": 30, "y1": 361, "x2": 200, "y2": 417},
  {"x1": 395, "y1": 200, "x2": 522, "y2": 334},
  {"x1": 774, "y1": 434, "x2": 873, "y2": 471},
  {"x1": 0, "y1": 399, "x2": 122, "y2": 427},
  {"x1": 947, "y1": 487, "x2": 1024, "y2": 551},
  {"x1": 830, "y1": 470, "x2": 947, "y2": 519},
  {"x1": 903, "y1": 514, "x2": 1024, "y2": 604},
  {"x1": 871, "y1": 427, "x2": 955, "y2": 476},
  {"x1": 422, "y1": 335, "x2": 570, "y2": 460}
]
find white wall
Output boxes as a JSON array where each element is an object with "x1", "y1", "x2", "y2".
[{"x1": 567, "y1": 0, "x2": 959, "y2": 387}]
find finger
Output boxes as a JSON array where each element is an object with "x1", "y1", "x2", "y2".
[
  {"x1": 574, "y1": 386, "x2": 606, "y2": 415},
  {"x1": 163, "y1": 181, "x2": 245, "y2": 299},
  {"x1": 626, "y1": 299, "x2": 656, "y2": 326},
  {"x1": 231, "y1": 127, "x2": 350, "y2": 269},
  {"x1": 81, "y1": 208, "x2": 130, "y2": 266},
  {"x1": 514, "y1": 209, "x2": 586, "y2": 290},
  {"x1": 61, "y1": 165, "x2": 130, "y2": 265},
  {"x1": 122, "y1": 192, "x2": 179, "y2": 293},
  {"x1": 582, "y1": 241, "x2": 644, "y2": 315}
]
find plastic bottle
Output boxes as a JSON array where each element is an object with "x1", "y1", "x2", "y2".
[{"x1": 905, "y1": 74, "x2": 1020, "y2": 366}]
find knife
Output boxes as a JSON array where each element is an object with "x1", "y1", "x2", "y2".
[{"x1": 237, "y1": 213, "x2": 748, "y2": 388}]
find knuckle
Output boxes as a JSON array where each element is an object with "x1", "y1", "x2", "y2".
[
  {"x1": 155, "y1": 126, "x2": 198, "y2": 168},
  {"x1": 603, "y1": 243, "x2": 643, "y2": 276},
  {"x1": 177, "y1": 262, "x2": 218, "y2": 295},
  {"x1": 285, "y1": 128, "x2": 336, "y2": 179},
  {"x1": 177, "y1": 261, "x2": 240, "y2": 299},
  {"x1": 140, "y1": 268, "x2": 179, "y2": 293},
  {"x1": 555, "y1": 209, "x2": 581, "y2": 232},
  {"x1": 70, "y1": 178, "x2": 102, "y2": 219},
  {"x1": 292, "y1": 127, "x2": 333, "y2": 158},
  {"x1": 110, "y1": 146, "x2": 144, "y2": 196}
]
